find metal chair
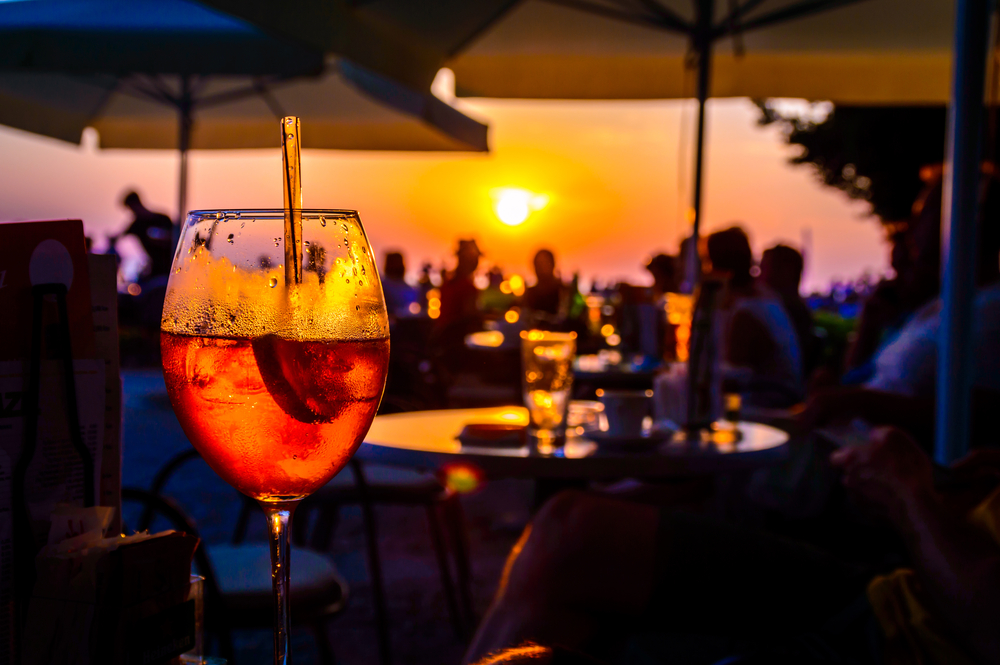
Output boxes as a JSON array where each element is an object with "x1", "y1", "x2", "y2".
[
  {"x1": 122, "y1": 486, "x2": 347, "y2": 665},
  {"x1": 231, "y1": 458, "x2": 475, "y2": 665}
]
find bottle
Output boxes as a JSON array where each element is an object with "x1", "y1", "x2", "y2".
[{"x1": 568, "y1": 272, "x2": 587, "y2": 320}]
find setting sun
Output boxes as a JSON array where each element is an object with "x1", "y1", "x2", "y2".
[{"x1": 491, "y1": 187, "x2": 550, "y2": 226}]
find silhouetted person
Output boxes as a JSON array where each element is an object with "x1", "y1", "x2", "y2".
[
  {"x1": 760, "y1": 244, "x2": 818, "y2": 374},
  {"x1": 418, "y1": 262, "x2": 434, "y2": 299},
  {"x1": 644, "y1": 253, "x2": 677, "y2": 300},
  {"x1": 642, "y1": 253, "x2": 679, "y2": 359},
  {"x1": 844, "y1": 165, "x2": 1000, "y2": 382},
  {"x1": 708, "y1": 226, "x2": 803, "y2": 406},
  {"x1": 845, "y1": 168, "x2": 945, "y2": 375},
  {"x1": 306, "y1": 242, "x2": 327, "y2": 284},
  {"x1": 116, "y1": 191, "x2": 174, "y2": 279},
  {"x1": 437, "y1": 239, "x2": 483, "y2": 335},
  {"x1": 524, "y1": 249, "x2": 563, "y2": 316},
  {"x1": 801, "y1": 171, "x2": 1000, "y2": 449},
  {"x1": 381, "y1": 251, "x2": 420, "y2": 318},
  {"x1": 845, "y1": 229, "x2": 915, "y2": 372}
]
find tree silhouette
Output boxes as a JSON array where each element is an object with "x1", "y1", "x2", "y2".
[{"x1": 757, "y1": 103, "x2": 949, "y2": 223}]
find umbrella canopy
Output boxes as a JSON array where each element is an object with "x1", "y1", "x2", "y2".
[
  {"x1": 183, "y1": 0, "x2": 448, "y2": 91},
  {"x1": 0, "y1": 60, "x2": 489, "y2": 152},
  {"x1": 201, "y1": 0, "x2": 954, "y2": 103},
  {"x1": 0, "y1": 0, "x2": 323, "y2": 76},
  {"x1": 0, "y1": 0, "x2": 489, "y2": 222},
  {"x1": 444, "y1": 0, "x2": 953, "y2": 103}
]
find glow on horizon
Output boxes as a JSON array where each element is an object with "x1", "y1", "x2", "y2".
[{"x1": 0, "y1": 98, "x2": 887, "y2": 292}]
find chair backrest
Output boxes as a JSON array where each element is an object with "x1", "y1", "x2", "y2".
[
  {"x1": 150, "y1": 448, "x2": 202, "y2": 496},
  {"x1": 120, "y1": 487, "x2": 230, "y2": 637}
]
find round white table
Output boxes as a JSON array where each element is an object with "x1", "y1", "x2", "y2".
[{"x1": 358, "y1": 406, "x2": 790, "y2": 480}]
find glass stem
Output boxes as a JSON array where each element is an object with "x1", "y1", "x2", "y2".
[{"x1": 262, "y1": 501, "x2": 298, "y2": 665}]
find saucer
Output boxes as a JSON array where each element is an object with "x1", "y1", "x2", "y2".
[{"x1": 586, "y1": 423, "x2": 674, "y2": 449}]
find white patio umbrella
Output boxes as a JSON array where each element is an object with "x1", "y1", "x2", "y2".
[
  {"x1": 444, "y1": 0, "x2": 952, "y2": 102},
  {"x1": 0, "y1": 59, "x2": 488, "y2": 223},
  {"x1": 0, "y1": 59, "x2": 488, "y2": 152},
  {"x1": 0, "y1": 0, "x2": 488, "y2": 229}
]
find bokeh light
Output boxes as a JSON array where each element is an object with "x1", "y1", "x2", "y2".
[
  {"x1": 440, "y1": 463, "x2": 485, "y2": 494},
  {"x1": 426, "y1": 288, "x2": 441, "y2": 319},
  {"x1": 508, "y1": 274, "x2": 525, "y2": 296}
]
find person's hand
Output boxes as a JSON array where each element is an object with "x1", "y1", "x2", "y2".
[
  {"x1": 796, "y1": 386, "x2": 865, "y2": 433},
  {"x1": 830, "y1": 426, "x2": 935, "y2": 524}
]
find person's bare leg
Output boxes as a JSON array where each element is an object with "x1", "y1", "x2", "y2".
[{"x1": 463, "y1": 491, "x2": 659, "y2": 664}]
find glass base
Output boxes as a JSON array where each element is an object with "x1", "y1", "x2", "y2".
[
  {"x1": 674, "y1": 422, "x2": 743, "y2": 447},
  {"x1": 528, "y1": 427, "x2": 567, "y2": 456}
]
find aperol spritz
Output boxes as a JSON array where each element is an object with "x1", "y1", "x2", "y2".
[{"x1": 161, "y1": 208, "x2": 389, "y2": 664}]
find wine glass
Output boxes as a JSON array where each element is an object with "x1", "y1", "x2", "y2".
[{"x1": 160, "y1": 209, "x2": 389, "y2": 664}]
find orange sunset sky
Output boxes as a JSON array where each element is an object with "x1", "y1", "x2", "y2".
[{"x1": 0, "y1": 94, "x2": 886, "y2": 292}]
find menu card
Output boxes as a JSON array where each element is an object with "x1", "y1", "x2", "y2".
[{"x1": 0, "y1": 221, "x2": 121, "y2": 663}]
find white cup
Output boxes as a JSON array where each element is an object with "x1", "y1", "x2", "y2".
[{"x1": 598, "y1": 390, "x2": 650, "y2": 437}]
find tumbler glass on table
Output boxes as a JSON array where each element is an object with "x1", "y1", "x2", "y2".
[
  {"x1": 160, "y1": 209, "x2": 389, "y2": 665},
  {"x1": 520, "y1": 330, "x2": 576, "y2": 454}
]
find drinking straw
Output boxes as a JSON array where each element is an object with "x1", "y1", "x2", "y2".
[{"x1": 281, "y1": 116, "x2": 303, "y2": 286}]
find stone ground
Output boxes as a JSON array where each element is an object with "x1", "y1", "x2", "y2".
[{"x1": 122, "y1": 369, "x2": 535, "y2": 665}]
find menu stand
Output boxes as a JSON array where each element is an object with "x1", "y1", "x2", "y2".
[{"x1": 11, "y1": 283, "x2": 95, "y2": 653}]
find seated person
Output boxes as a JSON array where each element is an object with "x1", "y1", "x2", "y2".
[
  {"x1": 802, "y1": 215, "x2": 1000, "y2": 447},
  {"x1": 524, "y1": 249, "x2": 565, "y2": 321},
  {"x1": 707, "y1": 227, "x2": 804, "y2": 407},
  {"x1": 381, "y1": 251, "x2": 421, "y2": 319},
  {"x1": 645, "y1": 253, "x2": 677, "y2": 302},
  {"x1": 760, "y1": 244, "x2": 819, "y2": 376},
  {"x1": 436, "y1": 239, "x2": 484, "y2": 337},
  {"x1": 464, "y1": 428, "x2": 1000, "y2": 665},
  {"x1": 844, "y1": 228, "x2": 918, "y2": 376}
]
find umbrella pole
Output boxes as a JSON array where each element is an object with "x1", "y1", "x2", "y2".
[
  {"x1": 685, "y1": 0, "x2": 714, "y2": 291},
  {"x1": 936, "y1": 0, "x2": 993, "y2": 463},
  {"x1": 175, "y1": 76, "x2": 193, "y2": 248},
  {"x1": 681, "y1": 0, "x2": 715, "y2": 433}
]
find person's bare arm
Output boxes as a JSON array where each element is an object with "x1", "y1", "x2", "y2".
[
  {"x1": 798, "y1": 388, "x2": 934, "y2": 442},
  {"x1": 832, "y1": 429, "x2": 1000, "y2": 663},
  {"x1": 800, "y1": 387, "x2": 1000, "y2": 451}
]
